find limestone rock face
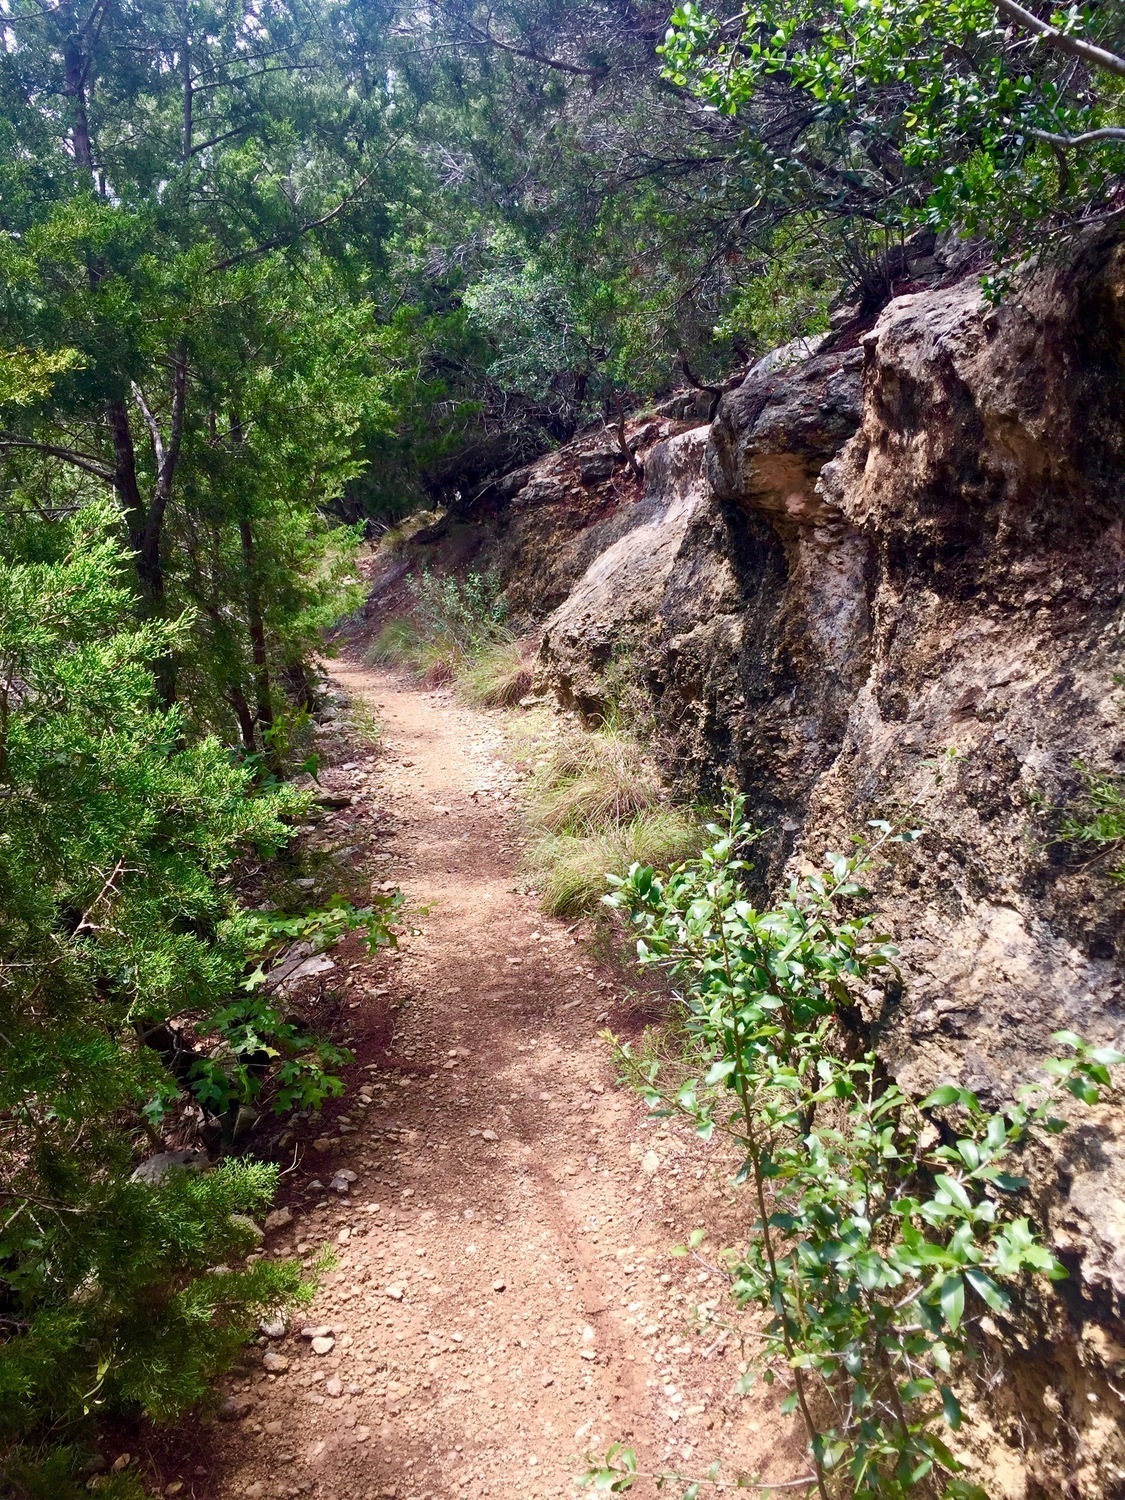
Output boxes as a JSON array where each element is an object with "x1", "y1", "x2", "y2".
[
  {"x1": 484, "y1": 416, "x2": 701, "y2": 619},
  {"x1": 520, "y1": 235, "x2": 1125, "y2": 1464},
  {"x1": 538, "y1": 231, "x2": 1125, "y2": 1114},
  {"x1": 539, "y1": 426, "x2": 717, "y2": 717}
]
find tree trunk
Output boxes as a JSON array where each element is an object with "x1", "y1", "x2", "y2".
[
  {"x1": 227, "y1": 686, "x2": 258, "y2": 754},
  {"x1": 239, "y1": 518, "x2": 276, "y2": 763}
]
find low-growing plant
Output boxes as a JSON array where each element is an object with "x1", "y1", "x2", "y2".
[
  {"x1": 367, "y1": 617, "x2": 424, "y2": 667},
  {"x1": 531, "y1": 724, "x2": 664, "y2": 834},
  {"x1": 0, "y1": 1158, "x2": 314, "y2": 1479},
  {"x1": 457, "y1": 638, "x2": 535, "y2": 708},
  {"x1": 519, "y1": 720, "x2": 703, "y2": 915},
  {"x1": 531, "y1": 809, "x2": 702, "y2": 918},
  {"x1": 241, "y1": 893, "x2": 401, "y2": 970},
  {"x1": 365, "y1": 569, "x2": 513, "y2": 690},
  {"x1": 347, "y1": 694, "x2": 384, "y2": 748},
  {"x1": 412, "y1": 568, "x2": 507, "y2": 651},
  {"x1": 587, "y1": 798, "x2": 1123, "y2": 1500},
  {"x1": 1059, "y1": 761, "x2": 1125, "y2": 878}
]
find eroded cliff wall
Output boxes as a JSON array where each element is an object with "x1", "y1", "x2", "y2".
[{"x1": 534, "y1": 231, "x2": 1125, "y2": 1107}]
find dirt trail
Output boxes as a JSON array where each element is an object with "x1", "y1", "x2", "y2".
[{"x1": 211, "y1": 658, "x2": 802, "y2": 1500}]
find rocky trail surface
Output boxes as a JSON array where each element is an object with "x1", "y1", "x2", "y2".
[{"x1": 207, "y1": 657, "x2": 802, "y2": 1500}]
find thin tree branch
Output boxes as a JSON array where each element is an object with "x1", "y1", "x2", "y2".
[
  {"x1": 131, "y1": 382, "x2": 165, "y2": 472},
  {"x1": 0, "y1": 434, "x2": 114, "y2": 484},
  {"x1": 610, "y1": 390, "x2": 644, "y2": 482},
  {"x1": 993, "y1": 0, "x2": 1125, "y2": 78},
  {"x1": 434, "y1": 3, "x2": 610, "y2": 78},
  {"x1": 210, "y1": 167, "x2": 378, "y2": 272},
  {"x1": 189, "y1": 61, "x2": 323, "y2": 94},
  {"x1": 160, "y1": 345, "x2": 188, "y2": 504},
  {"x1": 74, "y1": 858, "x2": 130, "y2": 935},
  {"x1": 1028, "y1": 124, "x2": 1125, "y2": 146},
  {"x1": 189, "y1": 123, "x2": 254, "y2": 156}
]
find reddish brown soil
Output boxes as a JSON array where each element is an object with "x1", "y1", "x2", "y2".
[{"x1": 205, "y1": 659, "x2": 805, "y2": 1500}]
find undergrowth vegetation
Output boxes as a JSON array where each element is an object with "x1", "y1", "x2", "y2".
[
  {"x1": 0, "y1": 513, "x2": 397, "y2": 1490},
  {"x1": 367, "y1": 569, "x2": 531, "y2": 704},
  {"x1": 588, "y1": 800, "x2": 1123, "y2": 1500},
  {"x1": 523, "y1": 726, "x2": 702, "y2": 917},
  {"x1": 530, "y1": 811, "x2": 702, "y2": 920},
  {"x1": 1060, "y1": 763, "x2": 1125, "y2": 878}
]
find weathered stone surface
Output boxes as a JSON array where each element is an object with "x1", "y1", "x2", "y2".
[
  {"x1": 218, "y1": 1392, "x2": 255, "y2": 1421},
  {"x1": 517, "y1": 235, "x2": 1125, "y2": 1449},
  {"x1": 539, "y1": 426, "x2": 716, "y2": 718},
  {"x1": 487, "y1": 417, "x2": 707, "y2": 618},
  {"x1": 130, "y1": 1149, "x2": 210, "y2": 1185}
]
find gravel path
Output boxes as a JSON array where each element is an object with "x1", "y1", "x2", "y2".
[{"x1": 209, "y1": 659, "x2": 801, "y2": 1500}]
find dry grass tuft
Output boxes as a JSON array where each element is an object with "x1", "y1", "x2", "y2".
[
  {"x1": 519, "y1": 721, "x2": 703, "y2": 916},
  {"x1": 529, "y1": 808, "x2": 702, "y2": 918},
  {"x1": 529, "y1": 726, "x2": 662, "y2": 833},
  {"x1": 457, "y1": 639, "x2": 535, "y2": 709}
]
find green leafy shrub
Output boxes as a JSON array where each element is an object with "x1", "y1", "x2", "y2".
[
  {"x1": 0, "y1": 508, "x2": 343, "y2": 1484},
  {"x1": 365, "y1": 569, "x2": 510, "y2": 683},
  {"x1": 1059, "y1": 763, "x2": 1125, "y2": 878},
  {"x1": 713, "y1": 222, "x2": 835, "y2": 354},
  {"x1": 411, "y1": 569, "x2": 508, "y2": 653},
  {"x1": 0, "y1": 1160, "x2": 310, "y2": 1438},
  {"x1": 3, "y1": 1449, "x2": 148, "y2": 1500},
  {"x1": 660, "y1": 0, "x2": 1125, "y2": 260},
  {"x1": 591, "y1": 799, "x2": 1123, "y2": 1499}
]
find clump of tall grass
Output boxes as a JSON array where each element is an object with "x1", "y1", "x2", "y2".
[
  {"x1": 367, "y1": 617, "x2": 422, "y2": 667},
  {"x1": 529, "y1": 808, "x2": 701, "y2": 918},
  {"x1": 522, "y1": 723, "x2": 702, "y2": 916},
  {"x1": 530, "y1": 725, "x2": 662, "y2": 832},
  {"x1": 458, "y1": 638, "x2": 535, "y2": 708}
]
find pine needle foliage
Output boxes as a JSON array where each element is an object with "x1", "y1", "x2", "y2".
[{"x1": 0, "y1": 506, "x2": 325, "y2": 1483}]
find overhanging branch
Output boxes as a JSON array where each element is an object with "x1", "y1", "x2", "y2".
[
  {"x1": 1029, "y1": 124, "x2": 1125, "y2": 146},
  {"x1": 0, "y1": 434, "x2": 114, "y2": 485},
  {"x1": 993, "y1": 0, "x2": 1125, "y2": 79}
]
